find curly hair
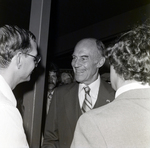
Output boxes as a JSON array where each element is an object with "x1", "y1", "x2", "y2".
[
  {"x1": 106, "y1": 22, "x2": 150, "y2": 85},
  {"x1": 0, "y1": 25, "x2": 36, "y2": 68}
]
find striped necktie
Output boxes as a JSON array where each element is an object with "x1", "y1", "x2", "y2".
[{"x1": 82, "y1": 86, "x2": 92, "y2": 113}]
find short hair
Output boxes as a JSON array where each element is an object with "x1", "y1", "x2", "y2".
[
  {"x1": 106, "y1": 22, "x2": 150, "y2": 85},
  {"x1": 0, "y1": 25, "x2": 36, "y2": 68},
  {"x1": 96, "y1": 39, "x2": 105, "y2": 57}
]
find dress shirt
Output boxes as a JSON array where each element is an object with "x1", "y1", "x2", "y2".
[
  {"x1": 78, "y1": 75, "x2": 100, "y2": 108},
  {"x1": 115, "y1": 82, "x2": 150, "y2": 98},
  {"x1": 0, "y1": 75, "x2": 29, "y2": 148}
]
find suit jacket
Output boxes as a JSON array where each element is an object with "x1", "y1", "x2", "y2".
[
  {"x1": 42, "y1": 79, "x2": 114, "y2": 148},
  {"x1": 71, "y1": 88, "x2": 150, "y2": 148}
]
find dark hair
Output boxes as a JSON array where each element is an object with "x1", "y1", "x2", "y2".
[
  {"x1": 0, "y1": 25, "x2": 36, "y2": 68},
  {"x1": 106, "y1": 22, "x2": 150, "y2": 85}
]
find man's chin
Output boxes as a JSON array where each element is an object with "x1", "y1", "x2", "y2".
[
  {"x1": 22, "y1": 76, "x2": 31, "y2": 83},
  {"x1": 75, "y1": 76, "x2": 84, "y2": 83}
]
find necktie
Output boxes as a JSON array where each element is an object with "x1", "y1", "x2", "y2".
[{"x1": 82, "y1": 86, "x2": 92, "y2": 113}]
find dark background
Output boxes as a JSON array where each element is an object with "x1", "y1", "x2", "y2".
[{"x1": 0, "y1": 0, "x2": 150, "y2": 69}]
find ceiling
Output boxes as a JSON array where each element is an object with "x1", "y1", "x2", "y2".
[
  {"x1": 48, "y1": 0, "x2": 150, "y2": 69},
  {"x1": 0, "y1": 0, "x2": 150, "y2": 69},
  {"x1": 1, "y1": 0, "x2": 150, "y2": 39},
  {"x1": 0, "y1": 0, "x2": 31, "y2": 29},
  {"x1": 50, "y1": 0, "x2": 150, "y2": 37}
]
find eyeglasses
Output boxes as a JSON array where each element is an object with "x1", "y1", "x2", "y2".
[{"x1": 25, "y1": 53, "x2": 41, "y2": 67}]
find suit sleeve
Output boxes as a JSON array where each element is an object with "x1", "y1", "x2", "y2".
[
  {"x1": 71, "y1": 113, "x2": 106, "y2": 148},
  {"x1": 42, "y1": 89, "x2": 59, "y2": 148}
]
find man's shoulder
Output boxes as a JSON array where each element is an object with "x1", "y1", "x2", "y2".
[
  {"x1": 56, "y1": 82, "x2": 78, "y2": 92},
  {"x1": 82, "y1": 100, "x2": 117, "y2": 121},
  {"x1": 0, "y1": 91, "x2": 14, "y2": 107},
  {"x1": 100, "y1": 78, "x2": 114, "y2": 92},
  {"x1": 101, "y1": 78, "x2": 111, "y2": 87}
]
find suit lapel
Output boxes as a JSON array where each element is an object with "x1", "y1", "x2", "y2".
[
  {"x1": 64, "y1": 83, "x2": 82, "y2": 132},
  {"x1": 94, "y1": 79, "x2": 114, "y2": 108},
  {"x1": 63, "y1": 79, "x2": 114, "y2": 132}
]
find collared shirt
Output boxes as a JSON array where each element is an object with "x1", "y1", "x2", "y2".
[
  {"x1": 78, "y1": 75, "x2": 100, "y2": 108},
  {"x1": 115, "y1": 82, "x2": 150, "y2": 98},
  {"x1": 0, "y1": 75, "x2": 29, "y2": 148}
]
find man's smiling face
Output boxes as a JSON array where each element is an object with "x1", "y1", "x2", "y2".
[{"x1": 71, "y1": 40, "x2": 100, "y2": 85}]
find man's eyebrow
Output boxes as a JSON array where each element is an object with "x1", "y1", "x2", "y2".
[
  {"x1": 72, "y1": 55, "x2": 89, "y2": 58},
  {"x1": 81, "y1": 55, "x2": 89, "y2": 58}
]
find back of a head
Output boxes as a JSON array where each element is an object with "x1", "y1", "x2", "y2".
[
  {"x1": 0, "y1": 25, "x2": 36, "y2": 69},
  {"x1": 106, "y1": 21, "x2": 150, "y2": 85}
]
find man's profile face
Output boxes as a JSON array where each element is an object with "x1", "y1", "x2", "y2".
[
  {"x1": 71, "y1": 43, "x2": 99, "y2": 85},
  {"x1": 110, "y1": 65, "x2": 118, "y2": 91},
  {"x1": 20, "y1": 39, "x2": 38, "y2": 83}
]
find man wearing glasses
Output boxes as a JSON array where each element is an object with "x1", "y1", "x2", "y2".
[{"x1": 0, "y1": 25, "x2": 41, "y2": 147}]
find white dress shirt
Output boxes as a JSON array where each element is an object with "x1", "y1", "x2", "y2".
[
  {"x1": 115, "y1": 82, "x2": 150, "y2": 98},
  {"x1": 78, "y1": 75, "x2": 100, "y2": 108},
  {"x1": 0, "y1": 75, "x2": 29, "y2": 148}
]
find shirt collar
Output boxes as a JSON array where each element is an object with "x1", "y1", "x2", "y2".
[
  {"x1": 0, "y1": 75, "x2": 17, "y2": 106},
  {"x1": 115, "y1": 82, "x2": 150, "y2": 98},
  {"x1": 79, "y1": 75, "x2": 100, "y2": 96}
]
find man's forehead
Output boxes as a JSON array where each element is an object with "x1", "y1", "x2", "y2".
[{"x1": 73, "y1": 46, "x2": 96, "y2": 57}]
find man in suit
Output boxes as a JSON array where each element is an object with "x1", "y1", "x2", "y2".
[
  {"x1": 42, "y1": 38, "x2": 115, "y2": 148},
  {"x1": 71, "y1": 22, "x2": 150, "y2": 148}
]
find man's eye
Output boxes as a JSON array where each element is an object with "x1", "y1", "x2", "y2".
[
  {"x1": 72, "y1": 56, "x2": 76, "y2": 60},
  {"x1": 81, "y1": 57, "x2": 87, "y2": 61}
]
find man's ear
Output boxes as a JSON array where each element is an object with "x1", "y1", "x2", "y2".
[
  {"x1": 15, "y1": 52, "x2": 22, "y2": 69},
  {"x1": 97, "y1": 57, "x2": 105, "y2": 68}
]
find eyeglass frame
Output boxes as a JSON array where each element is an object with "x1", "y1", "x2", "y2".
[{"x1": 24, "y1": 53, "x2": 41, "y2": 67}]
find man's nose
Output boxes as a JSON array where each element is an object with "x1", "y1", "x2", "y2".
[{"x1": 73, "y1": 59, "x2": 81, "y2": 68}]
